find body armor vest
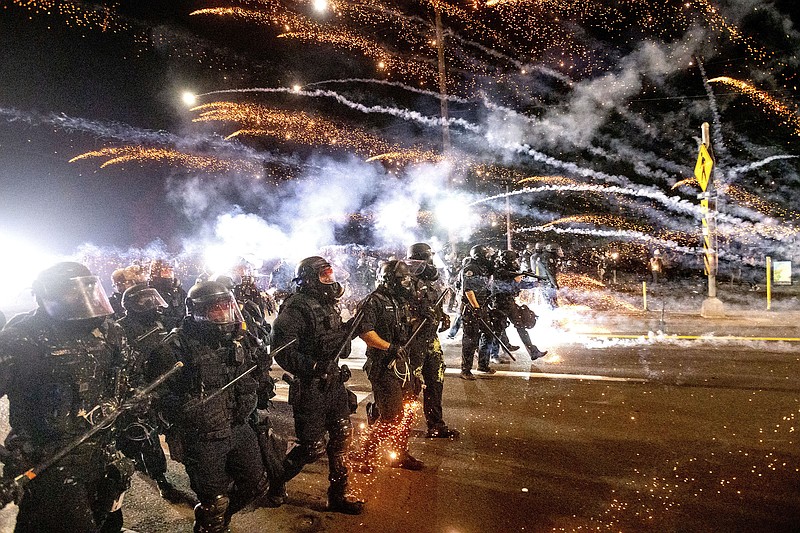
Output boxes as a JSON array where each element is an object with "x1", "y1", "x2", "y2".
[
  {"x1": 165, "y1": 328, "x2": 255, "y2": 439},
  {"x1": 3, "y1": 313, "x2": 129, "y2": 456}
]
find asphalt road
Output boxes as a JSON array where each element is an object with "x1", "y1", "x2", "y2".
[{"x1": 2, "y1": 311, "x2": 799, "y2": 532}]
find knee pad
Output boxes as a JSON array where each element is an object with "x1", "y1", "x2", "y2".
[
  {"x1": 290, "y1": 438, "x2": 327, "y2": 465},
  {"x1": 327, "y1": 417, "x2": 353, "y2": 451}
]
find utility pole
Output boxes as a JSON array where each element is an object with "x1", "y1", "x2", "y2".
[
  {"x1": 505, "y1": 182, "x2": 512, "y2": 250},
  {"x1": 434, "y1": 5, "x2": 450, "y2": 154},
  {"x1": 698, "y1": 122, "x2": 725, "y2": 317},
  {"x1": 434, "y1": 3, "x2": 458, "y2": 256}
]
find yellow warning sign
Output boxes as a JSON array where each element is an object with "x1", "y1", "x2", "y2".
[{"x1": 694, "y1": 144, "x2": 713, "y2": 191}]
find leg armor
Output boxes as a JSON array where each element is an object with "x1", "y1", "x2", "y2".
[{"x1": 194, "y1": 495, "x2": 230, "y2": 533}]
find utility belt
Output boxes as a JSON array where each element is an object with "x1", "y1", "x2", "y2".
[{"x1": 287, "y1": 364, "x2": 351, "y2": 405}]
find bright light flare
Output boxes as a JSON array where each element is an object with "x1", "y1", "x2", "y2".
[
  {"x1": 312, "y1": 0, "x2": 329, "y2": 13},
  {"x1": 182, "y1": 91, "x2": 197, "y2": 107},
  {"x1": 0, "y1": 233, "x2": 62, "y2": 312},
  {"x1": 435, "y1": 195, "x2": 477, "y2": 237}
]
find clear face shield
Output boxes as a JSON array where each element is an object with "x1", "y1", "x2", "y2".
[
  {"x1": 39, "y1": 275, "x2": 114, "y2": 321},
  {"x1": 125, "y1": 287, "x2": 169, "y2": 314},
  {"x1": 194, "y1": 294, "x2": 245, "y2": 326}
]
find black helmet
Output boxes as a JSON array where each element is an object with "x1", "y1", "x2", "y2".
[
  {"x1": 495, "y1": 250, "x2": 520, "y2": 271},
  {"x1": 406, "y1": 242, "x2": 438, "y2": 281},
  {"x1": 377, "y1": 260, "x2": 414, "y2": 298},
  {"x1": 185, "y1": 281, "x2": 244, "y2": 335},
  {"x1": 469, "y1": 245, "x2": 492, "y2": 262},
  {"x1": 407, "y1": 243, "x2": 434, "y2": 261},
  {"x1": 215, "y1": 275, "x2": 236, "y2": 291},
  {"x1": 293, "y1": 256, "x2": 344, "y2": 300},
  {"x1": 122, "y1": 284, "x2": 168, "y2": 315},
  {"x1": 32, "y1": 262, "x2": 114, "y2": 321}
]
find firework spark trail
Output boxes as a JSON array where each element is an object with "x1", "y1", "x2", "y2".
[
  {"x1": 305, "y1": 78, "x2": 473, "y2": 104},
  {"x1": 696, "y1": 59, "x2": 728, "y2": 163},
  {"x1": 470, "y1": 184, "x2": 701, "y2": 217},
  {"x1": 475, "y1": 181, "x2": 797, "y2": 241},
  {"x1": 539, "y1": 214, "x2": 651, "y2": 233},
  {"x1": 504, "y1": 143, "x2": 658, "y2": 189},
  {"x1": 587, "y1": 146, "x2": 677, "y2": 186},
  {"x1": 69, "y1": 146, "x2": 262, "y2": 174},
  {"x1": 196, "y1": 87, "x2": 482, "y2": 132},
  {"x1": 192, "y1": 100, "x2": 400, "y2": 155},
  {"x1": 727, "y1": 155, "x2": 798, "y2": 176},
  {"x1": 709, "y1": 77, "x2": 800, "y2": 137},
  {"x1": 0, "y1": 105, "x2": 295, "y2": 166},
  {"x1": 7, "y1": 0, "x2": 128, "y2": 34},
  {"x1": 721, "y1": 184, "x2": 800, "y2": 221},
  {"x1": 516, "y1": 225, "x2": 700, "y2": 254}
]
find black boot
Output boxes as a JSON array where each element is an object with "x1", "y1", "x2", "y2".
[
  {"x1": 155, "y1": 474, "x2": 183, "y2": 503},
  {"x1": 327, "y1": 484, "x2": 364, "y2": 515},
  {"x1": 527, "y1": 345, "x2": 548, "y2": 360},
  {"x1": 264, "y1": 481, "x2": 287, "y2": 507}
]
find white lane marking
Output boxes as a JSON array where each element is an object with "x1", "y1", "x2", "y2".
[
  {"x1": 443, "y1": 367, "x2": 647, "y2": 383},
  {"x1": 271, "y1": 381, "x2": 373, "y2": 403}
]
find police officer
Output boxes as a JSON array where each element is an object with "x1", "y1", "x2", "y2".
[
  {"x1": 537, "y1": 244, "x2": 562, "y2": 309},
  {"x1": 115, "y1": 283, "x2": 181, "y2": 502},
  {"x1": 149, "y1": 259, "x2": 187, "y2": 329},
  {"x1": 355, "y1": 259, "x2": 422, "y2": 470},
  {"x1": 155, "y1": 281, "x2": 269, "y2": 533},
  {"x1": 460, "y1": 245, "x2": 496, "y2": 379},
  {"x1": 0, "y1": 262, "x2": 135, "y2": 532},
  {"x1": 109, "y1": 265, "x2": 147, "y2": 319},
  {"x1": 269, "y1": 256, "x2": 364, "y2": 514},
  {"x1": 406, "y1": 243, "x2": 459, "y2": 439},
  {"x1": 492, "y1": 250, "x2": 548, "y2": 361}
]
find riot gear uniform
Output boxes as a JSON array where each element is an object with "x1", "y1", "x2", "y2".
[
  {"x1": 406, "y1": 245, "x2": 459, "y2": 439},
  {"x1": 149, "y1": 260, "x2": 187, "y2": 329},
  {"x1": 115, "y1": 284, "x2": 182, "y2": 502},
  {"x1": 491, "y1": 251, "x2": 547, "y2": 361},
  {"x1": 459, "y1": 249, "x2": 496, "y2": 379},
  {"x1": 154, "y1": 281, "x2": 268, "y2": 533},
  {"x1": 536, "y1": 244, "x2": 561, "y2": 309},
  {"x1": 0, "y1": 262, "x2": 134, "y2": 532},
  {"x1": 269, "y1": 256, "x2": 364, "y2": 514},
  {"x1": 109, "y1": 265, "x2": 147, "y2": 319},
  {"x1": 355, "y1": 260, "x2": 422, "y2": 470}
]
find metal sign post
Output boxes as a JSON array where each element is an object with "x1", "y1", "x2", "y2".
[{"x1": 698, "y1": 122, "x2": 725, "y2": 317}]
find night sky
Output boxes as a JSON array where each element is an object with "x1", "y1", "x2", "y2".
[{"x1": 1, "y1": 1, "x2": 800, "y2": 290}]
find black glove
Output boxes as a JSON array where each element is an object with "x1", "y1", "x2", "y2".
[
  {"x1": 387, "y1": 343, "x2": 408, "y2": 367},
  {"x1": 438, "y1": 313, "x2": 451, "y2": 333}
]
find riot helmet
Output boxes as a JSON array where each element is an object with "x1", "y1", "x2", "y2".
[
  {"x1": 407, "y1": 243, "x2": 433, "y2": 262},
  {"x1": 32, "y1": 262, "x2": 114, "y2": 321},
  {"x1": 406, "y1": 242, "x2": 438, "y2": 281},
  {"x1": 496, "y1": 250, "x2": 521, "y2": 272},
  {"x1": 111, "y1": 265, "x2": 145, "y2": 295},
  {"x1": 377, "y1": 260, "x2": 414, "y2": 299},
  {"x1": 185, "y1": 281, "x2": 244, "y2": 337},
  {"x1": 215, "y1": 275, "x2": 236, "y2": 291},
  {"x1": 121, "y1": 283, "x2": 168, "y2": 318},
  {"x1": 469, "y1": 244, "x2": 494, "y2": 266},
  {"x1": 293, "y1": 256, "x2": 344, "y2": 301}
]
